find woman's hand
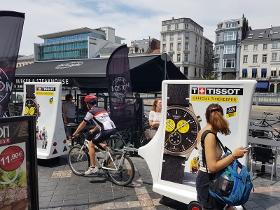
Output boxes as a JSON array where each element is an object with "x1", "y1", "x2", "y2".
[{"x1": 232, "y1": 147, "x2": 248, "y2": 159}]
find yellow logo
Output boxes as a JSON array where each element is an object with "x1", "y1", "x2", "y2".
[{"x1": 191, "y1": 95, "x2": 238, "y2": 103}]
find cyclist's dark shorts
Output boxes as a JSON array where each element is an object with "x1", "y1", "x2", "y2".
[{"x1": 85, "y1": 128, "x2": 117, "y2": 144}]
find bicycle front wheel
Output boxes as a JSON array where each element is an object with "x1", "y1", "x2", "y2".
[
  {"x1": 106, "y1": 152, "x2": 135, "y2": 186},
  {"x1": 68, "y1": 145, "x2": 90, "y2": 176}
]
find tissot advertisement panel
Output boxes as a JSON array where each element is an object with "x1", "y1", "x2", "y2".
[
  {"x1": 138, "y1": 80, "x2": 256, "y2": 205},
  {"x1": 0, "y1": 116, "x2": 38, "y2": 210},
  {"x1": 22, "y1": 82, "x2": 68, "y2": 159}
]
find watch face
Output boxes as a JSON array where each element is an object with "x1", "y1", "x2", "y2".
[
  {"x1": 165, "y1": 106, "x2": 200, "y2": 155},
  {"x1": 24, "y1": 99, "x2": 39, "y2": 119}
]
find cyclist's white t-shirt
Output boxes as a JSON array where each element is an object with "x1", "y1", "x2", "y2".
[{"x1": 84, "y1": 107, "x2": 116, "y2": 130}]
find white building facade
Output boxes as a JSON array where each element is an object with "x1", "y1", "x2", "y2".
[
  {"x1": 160, "y1": 17, "x2": 206, "y2": 79},
  {"x1": 240, "y1": 27, "x2": 280, "y2": 93}
]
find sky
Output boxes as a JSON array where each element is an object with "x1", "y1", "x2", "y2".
[{"x1": 2, "y1": 0, "x2": 280, "y2": 55}]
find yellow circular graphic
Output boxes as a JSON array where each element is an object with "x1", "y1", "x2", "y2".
[
  {"x1": 165, "y1": 119, "x2": 175, "y2": 132},
  {"x1": 177, "y1": 120, "x2": 189, "y2": 133}
]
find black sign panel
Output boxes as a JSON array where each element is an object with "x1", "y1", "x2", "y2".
[{"x1": 0, "y1": 116, "x2": 38, "y2": 210}]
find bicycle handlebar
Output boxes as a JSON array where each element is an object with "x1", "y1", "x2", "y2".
[{"x1": 263, "y1": 112, "x2": 273, "y2": 116}]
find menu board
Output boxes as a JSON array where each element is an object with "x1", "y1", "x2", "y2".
[{"x1": 0, "y1": 116, "x2": 38, "y2": 210}]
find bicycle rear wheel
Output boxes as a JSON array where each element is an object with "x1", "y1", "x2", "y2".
[
  {"x1": 106, "y1": 152, "x2": 135, "y2": 186},
  {"x1": 68, "y1": 145, "x2": 90, "y2": 176}
]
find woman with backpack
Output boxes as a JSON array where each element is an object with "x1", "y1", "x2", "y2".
[{"x1": 196, "y1": 103, "x2": 248, "y2": 210}]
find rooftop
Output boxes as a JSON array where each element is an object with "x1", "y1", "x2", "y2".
[{"x1": 243, "y1": 26, "x2": 280, "y2": 42}]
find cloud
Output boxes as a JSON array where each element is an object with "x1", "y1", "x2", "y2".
[{"x1": 2, "y1": 0, "x2": 280, "y2": 55}]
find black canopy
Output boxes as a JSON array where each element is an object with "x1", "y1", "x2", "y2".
[{"x1": 15, "y1": 54, "x2": 186, "y2": 92}]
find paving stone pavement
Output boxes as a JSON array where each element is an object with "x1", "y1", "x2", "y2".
[{"x1": 37, "y1": 154, "x2": 280, "y2": 210}]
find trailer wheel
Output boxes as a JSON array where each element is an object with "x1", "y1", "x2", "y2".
[{"x1": 188, "y1": 201, "x2": 202, "y2": 210}]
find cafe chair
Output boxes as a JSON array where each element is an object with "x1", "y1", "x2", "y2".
[{"x1": 249, "y1": 145, "x2": 277, "y2": 181}]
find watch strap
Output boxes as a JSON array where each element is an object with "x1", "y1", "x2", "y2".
[
  {"x1": 167, "y1": 84, "x2": 189, "y2": 106},
  {"x1": 26, "y1": 85, "x2": 35, "y2": 99},
  {"x1": 161, "y1": 154, "x2": 185, "y2": 184}
]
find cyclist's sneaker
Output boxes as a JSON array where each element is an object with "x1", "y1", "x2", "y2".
[{"x1": 84, "y1": 166, "x2": 98, "y2": 175}]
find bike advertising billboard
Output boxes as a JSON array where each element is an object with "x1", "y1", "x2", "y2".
[
  {"x1": 22, "y1": 82, "x2": 68, "y2": 159},
  {"x1": 0, "y1": 116, "x2": 38, "y2": 210},
  {"x1": 138, "y1": 80, "x2": 256, "y2": 206}
]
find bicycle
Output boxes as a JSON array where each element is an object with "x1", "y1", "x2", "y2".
[
  {"x1": 68, "y1": 132, "x2": 135, "y2": 186},
  {"x1": 251, "y1": 112, "x2": 280, "y2": 140}
]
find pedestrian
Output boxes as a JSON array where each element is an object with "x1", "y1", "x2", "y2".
[
  {"x1": 145, "y1": 98, "x2": 162, "y2": 140},
  {"x1": 62, "y1": 94, "x2": 76, "y2": 139},
  {"x1": 196, "y1": 103, "x2": 248, "y2": 210}
]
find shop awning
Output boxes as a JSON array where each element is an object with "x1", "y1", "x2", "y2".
[{"x1": 15, "y1": 54, "x2": 186, "y2": 92}]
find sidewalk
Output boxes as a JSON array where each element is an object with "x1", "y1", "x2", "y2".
[{"x1": 37, "y1": 156, "x2": 280, "y2": 210}]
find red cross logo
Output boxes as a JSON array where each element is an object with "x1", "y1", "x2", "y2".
[{"x1": 198, "y1": 87, "x2": 206, "y2": 94}]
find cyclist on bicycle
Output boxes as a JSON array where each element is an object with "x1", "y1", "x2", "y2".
[{"x1": 72, "y1": 95, "x2": 117, "y2": 175}]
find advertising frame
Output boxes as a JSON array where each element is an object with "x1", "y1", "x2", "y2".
[{"x1": 0, "y1": 116, "x2": 39, "y2": 210}]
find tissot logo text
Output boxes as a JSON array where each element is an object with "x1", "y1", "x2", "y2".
[{"x1": 192, "y1": 87, "x2": 243, "y2": 95}]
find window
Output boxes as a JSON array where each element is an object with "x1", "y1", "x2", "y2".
[
  {"x1": 261, "y1": 68, "x2": 267, "y2": 78},
  {"x1": 272, "y1": 52, "x2": 277, "y2": 61},
  {"x1": 167, "y1": 25, "x2": 171, "y2": 31},
  {"x1": 175, "y1": 23, "x2": 179, "y2": 30},
  {"x1": 170, "y1": 33, "x2": 174, "y2": 41},
  {"x1": 271, "y1": 70, "x2": 277, "y2": 77},
  {"x1": 253, "y1": 55, "x2": 258, "y2": 63},
  {"x1": 243, "y1": 55, "x2": 248, "y2": 63},
  {"x1": 224, "y1": 45, "x2": 236, "y2": 54},
  {"x1": 184, "y1": 67, "x2": 188, "y2": 75},
  {"x1": 185, "y1": 42, "x2": 189, "y2": 50},
  {"x1": 223, "y1": 59, "x2": 235, "y2": 68},
  {"x1": 162, "y1": 44, "x2": 166, "y2": 52},
  {"x1": 184, "y1": 53, "x2": 188, "y2": 62},
  {"x1": 252, "y1": 68, "x2": 257, "y2": 78},
  {"x1": 253, "y1": 44, "x2": 258, "y2": 51},
  {"x1": 162, "y1": 34, "x2": 166, "y2": 41},
  {"x1": 177, "y1": 54, "x2": 181, "y2": 62},
  {"x1": 177, "y1": 42, "x2": 182, "y2": 51},
  {"x1": 194, "y1": 68, "x2": 197, "y2": 77},
  {"x1": 185, "y1": 23, "x2": 188, "y2": 29},
  {"x1": 262, "y1": 54, "x2": 267, "y2": 63},
  {"x1": 224, "y1": 31, "x2": 236, "y2": 41},
  {"x1": 242, "y1": 69, "x2": 248, "y2": 78},
  {"x1": 177, "y1": 33, "x2": 182, "y2": 41},
  {"x1": 272, "y1": 41, "x2": 278, "y2": 49},
  {"x1": 263, "y1": 43, "x2": 267, "y2": 50},
  {"x1": 170, "y1": 43, "x2": 173, "y2": 51},
  {"x1": 244, "y1": 45, "x2": 248, "y2": 50},
  {"x1": 215, "y1": 46, "x2": 220, "y2": 54}
]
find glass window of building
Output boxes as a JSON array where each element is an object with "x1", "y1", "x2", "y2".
[
  {"x1": 262, "y1": 54, "x2": 267, "y2": 63},
  {"x1": 261, "y1": 68, "x2": 267, "y2": 78},
  {"x1": 252, "y1": 68, "x2": 257, "y2": 78},
  {"x1": 177, "y1": 54, "x2": 181, "y2": 62},
  {"x1": 185, "y1": 42, "x2": 189, "y2": 50},
  {"x1": 170, "y1": 43, "x2": 173, "y2": 51},
  {"x1": 184, "y1": 53, "x2": 188, "y2": 62},
  {"x1": 224, "y1": 45, "x2": 236, "y2": 54},
  {"x1": 177, "y1": 42, "x2": 182, "y2": 51},
  {"x1": 224, "y1": 31, "x2": 236, "y2": 41},
  {"x1": 162, "y1": 44, "x2": 166, "y2": 52},
  {"x1": 177, "y1": 33, "x2": 182, "y2": 41},
  {"x1": 223, "y1": 59, "x2": 235, "y2": 68},
  {"x1": 184, "y1": 67, "x2": 188, "y2": 75},
  {"x1": 167, "y1": 25, "x2": 171, "y2": 31},
  {"x1": 175, "y1": 23, "x2": 179, "y2": 30},
  {"x1": 242, "y1": 69, "x2": 248, "y2": 78},
  {"x1": 244, "y1": 45, "x2": 248, "y2": 50},
  {"x1": 170, "y1": 33, "x2": 174, "y2": 41},
  {"x1": 272, "y1": 52, "x2": 277, "y2": 61},
  {"x1": 253, "y1": 44, "x2": 258, "y2": 51},
  {"x1": 271, "y1": 70, "x2": 277, "y2": 77},
  {"x1": 272, "y1": 41, "x2": 278, "y2": 49},
  {"x1": 185, "y1": 23, "x2": 188, "y2": 29},
  {"x1": 162, "y1": 34, "x2": 166, "y2": 41},
  {"x1": 263, "y1": 43, "x2": 267, "y2": 50},
  {"x1": 243, "y1": 55, "x2": 248, "y2": 63},
  {"x1": 253, "y1": 55, "x2": 258, "y2": 63}
]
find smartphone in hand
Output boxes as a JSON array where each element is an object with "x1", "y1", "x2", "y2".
[{"x1": 243, "y1": 145, "x2": 252, "y2": 150}]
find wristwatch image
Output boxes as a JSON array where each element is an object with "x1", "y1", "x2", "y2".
[
  {"x1": 24, "y1": 85, "x2": 40, "y2": 119},
  {"x1": 161, "y1": 84, "x2": 201, "y2": 184}
]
